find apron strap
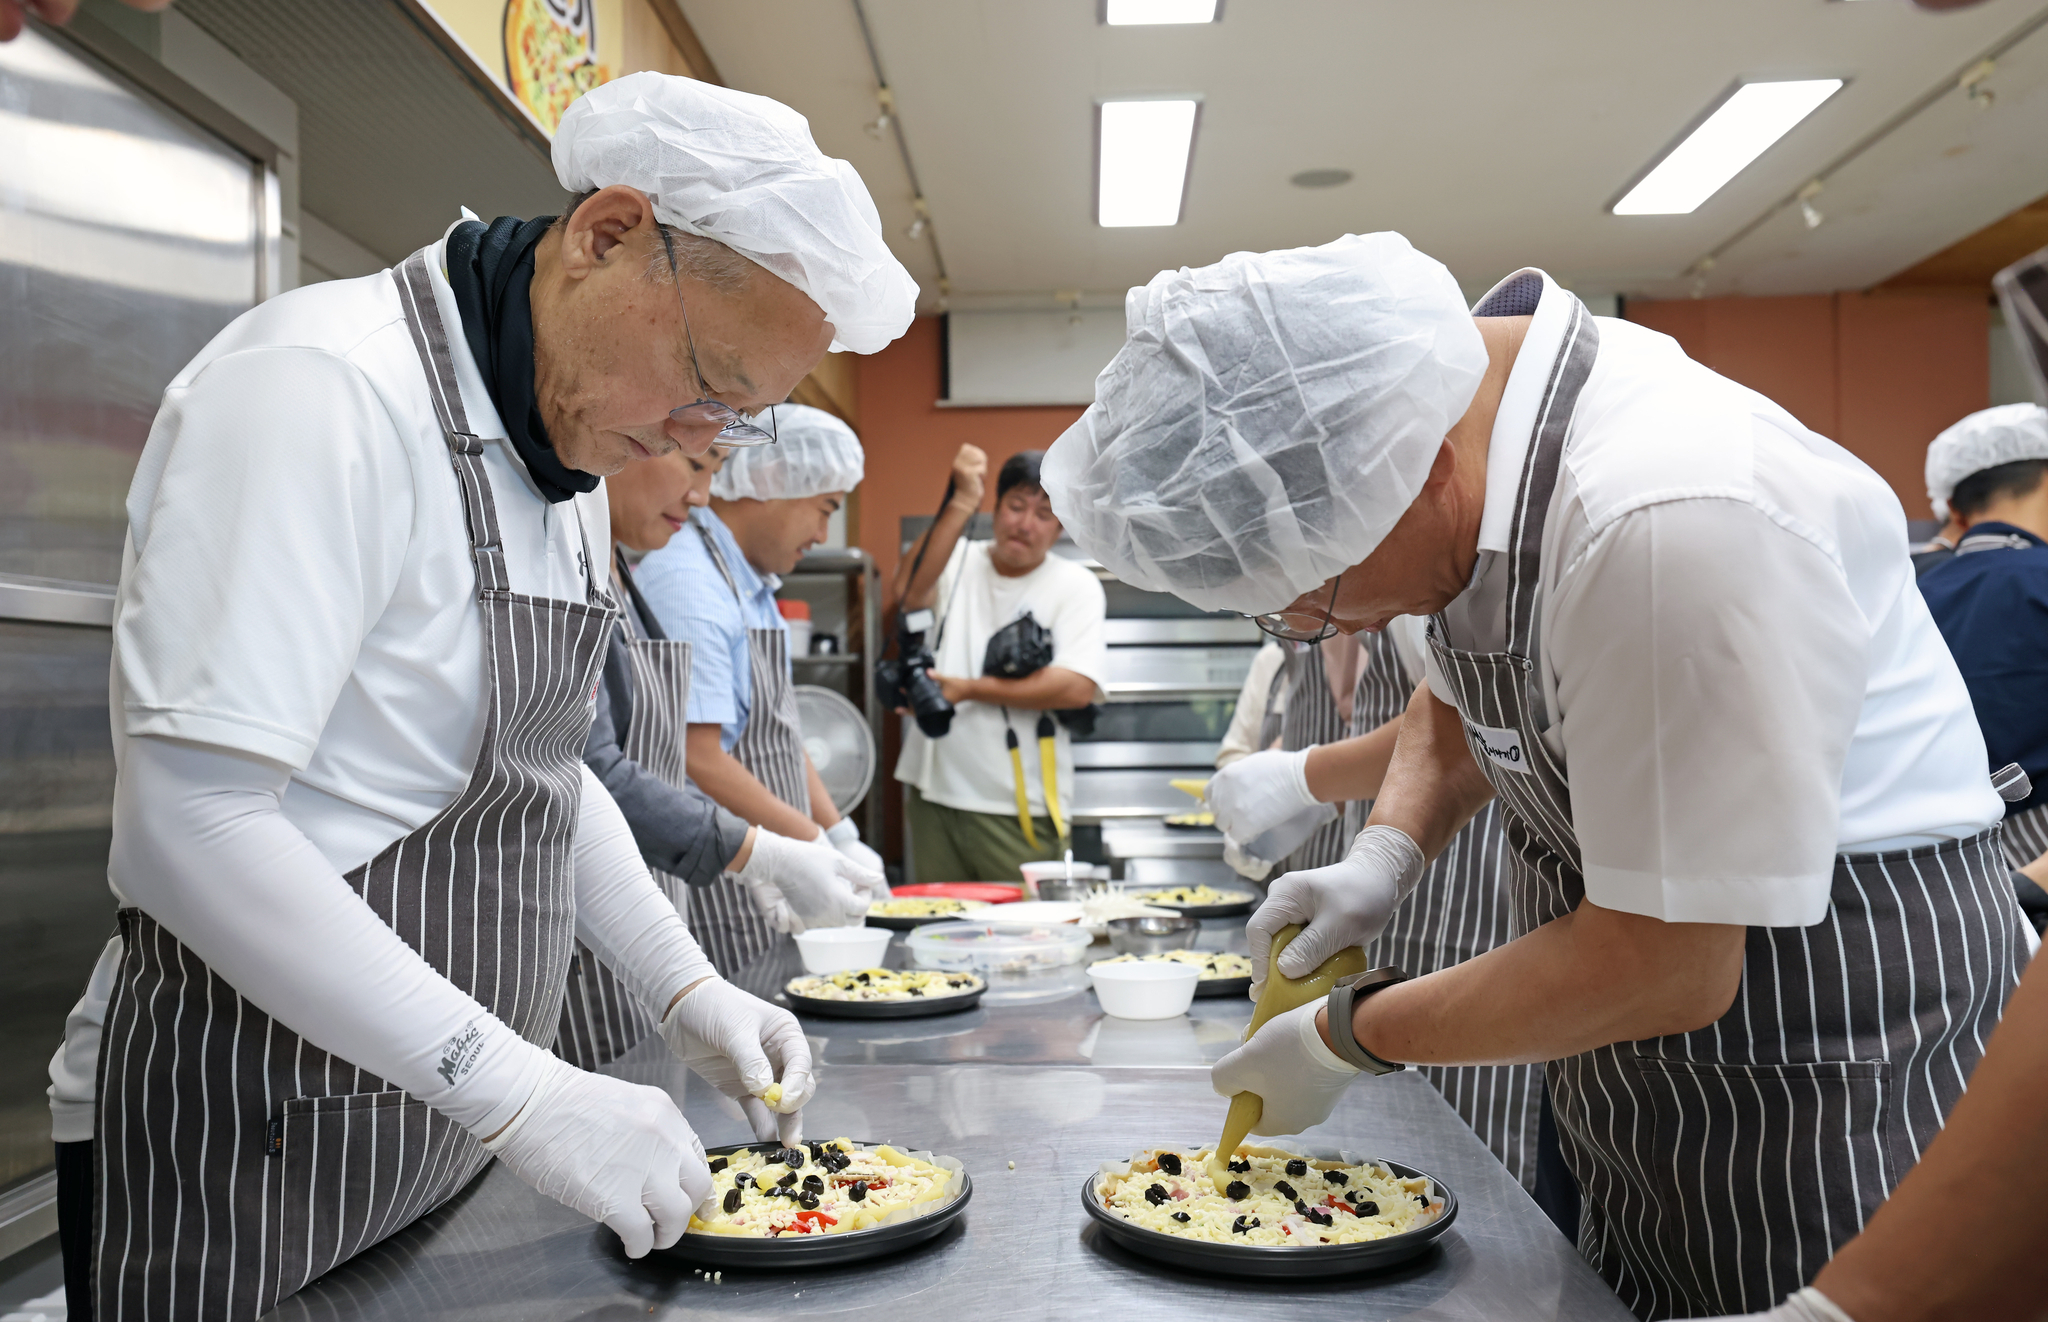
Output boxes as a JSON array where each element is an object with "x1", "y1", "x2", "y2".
[
  {"x1": 392, "y1": 249, "x2": 510, "y2": 595},
  {"x1": 1502, "y1": 297, "x2": 1599, "y2": 657},
  {"x1": 696, "y1": 517, "x2": 746, "y2": 602},
  {"x1": 612, "y1": 550, "x2": 667, "y2": 640}
]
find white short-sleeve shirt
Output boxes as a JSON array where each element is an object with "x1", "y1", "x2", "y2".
[
  {"x1": 894, "y1": 541, "x2": 1109, "y2": 817},
  {"x1": 1424, "y1": 270, "x2": 1999, "y2": 927},
  {"x1": 114, "y1": 231, "x2": 610, "y2": 878}
]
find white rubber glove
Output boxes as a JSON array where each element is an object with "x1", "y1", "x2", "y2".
[
  {"x1": 823, "y1": 819, "x2": 890, "y2": 898},
  {"x1": 1210, "y1": 1001, "x2": 1362, "y2": 1136},
  {"x1": 1221, "y1": 834, "x2": 1276, "y2": 882},
  {"x1": 1207, "y1": 747, "x2": 1321, "y2": 842},
  {"x1": 1246, "y1": 824, "x2": 1424, "y2": 997},
  {"x1": 481, "y1": 1057, "x2": 713, "y2": 1258},
  {"x1": 1722, "y1": 1289, "x2": 1858, "y2": 1322},
  {"x1": 736, "y1": 829, "x2": 872, "y2": 933},
  {"x1": 659, "y1": 977, "x2": 815, "y2": 1147}
]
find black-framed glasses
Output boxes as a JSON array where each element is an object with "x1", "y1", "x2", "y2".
[
  {"x1": 657, "y1": 227, "x2": 777, "y2": 447},
  {"x1": 1246, "y1": 572, "x2": 1343, "y2": 643}
]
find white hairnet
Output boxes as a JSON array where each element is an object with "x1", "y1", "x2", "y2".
[
  {"x1": 553, "y1": 73, "x2": 917, "y2": 354},
  {"x1": 1041, "y1": 233, "x2": 1487, "y2": 615},
  {"x1": 712, "y1": 404, "x2": 863, "y2": 501},
  {"x1": 1925, "y1": 403, "x2": 2048, "y2": 520}
]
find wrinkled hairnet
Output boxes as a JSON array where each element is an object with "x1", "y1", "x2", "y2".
[
  {"x1": 712, "y1": 404, "x2": 863, "y2": 501},
  {"x1": 1925, "y1": 403, "x2": 2048, "y2": 520},
  {"x1": 1041, "y1": 233, "x2": 1487, "y2": 615},
  {"x1": 553, "y1": 73, "x2": 916, "y2": 354}
]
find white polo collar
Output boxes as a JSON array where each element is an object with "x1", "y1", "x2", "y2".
[{"x1": 1470, "y1": 268, "x2": 1576, "y2": 556}]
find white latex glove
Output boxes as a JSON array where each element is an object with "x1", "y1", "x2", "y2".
[
  {"x1": 481, "y1": 1057, "x2": 713, "y2": 1257},
  {"x1": 1722, "y1": 1289, "x2": 1858, "y2": 1322},
  {"x1": 736, "y1": 829, "x2": 872, "y2": 933},
  {"x1": 1207, "y1": 747, "x2": 1320, "y2": 842},
  {"x1": 823, "y1": 819, "x2": 889, "y2": 897},
  {"x1": 1221, "y1": 834, "x2": 1276, "y2": 882},
  {"x1": 658, "y1": 977, "x2": 815, "y2": 1147},
  {"x1": 1246, "y1": 824, "x2": 1424, "y2": 997},
  {"x1": 1210, "y1": 1001, "x2": 1362, "y2": 1136}
]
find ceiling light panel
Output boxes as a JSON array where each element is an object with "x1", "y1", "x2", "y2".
[
  {"x1": 1612, "y1": 79, "x2": 1844, "y2": 215},
  {"x1": 1098, "y1": 99, "x2": 1199, "y2": 227},
  {"x1": 1104, "y1": 0, "x2": 1219, "y2": 24}
]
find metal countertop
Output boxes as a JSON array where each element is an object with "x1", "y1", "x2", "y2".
[{"x1": 265, "y1": 924, "x2": 1632, "y2": 1321}]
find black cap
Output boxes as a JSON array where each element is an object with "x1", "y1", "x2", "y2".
[{"x1": 996, "y1": 450, "x2": 1046, "y2": 502}]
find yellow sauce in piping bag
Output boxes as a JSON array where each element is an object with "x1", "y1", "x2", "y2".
[{"x1": 1206, "y1": 924, "x2": 1369, "y2": 1184}]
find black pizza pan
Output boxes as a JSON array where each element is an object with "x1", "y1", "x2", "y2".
[
  {"x1": 1192, "y1": 974, "x2": 1253, "y2": 999},
  {"x1": 666, "y1": 1140, "x2": 972, "y2": 1269},
  {"x1": 863, "y1": 906, "x2": 980, "y2": 931},
  {"x1": 780, "y1": 983, "x2": 986, "y2": 1019},
  {"x1": 1134, "y1": 889, "x2": 1261, "y2": 919},
  {"x1": 1080, "y1": 1158, "x2": 1456, "y2": 1280}
]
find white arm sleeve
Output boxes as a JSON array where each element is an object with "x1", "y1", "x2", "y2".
[
  {"x1": 569, "y1": 764, "x2": 717, "y2": 1019},
  {"x1": 109, "y1": 735, "x2": 550, "y2": 1136}
]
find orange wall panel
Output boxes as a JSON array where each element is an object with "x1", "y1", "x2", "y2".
[{"x1": 1835, "y1": 290, "x2": 1989, "y2": 521}]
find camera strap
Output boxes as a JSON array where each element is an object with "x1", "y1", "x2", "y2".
[
  {"x1": 1001, "y1": 708, "x2": 1070, "y2": 853},
  {"x1": 1003, "y1": 718, "x2": 1038, "y2": 850}
]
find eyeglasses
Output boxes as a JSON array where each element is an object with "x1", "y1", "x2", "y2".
[
  {"x1": 1246, "y1": 572, "x2": 1343, "y2": 643},
  {"x1": 658, "y1": 227, "x2": 778, "y2": 447}
]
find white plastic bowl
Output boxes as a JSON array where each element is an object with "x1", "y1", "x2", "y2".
[
  {"x1": 792, "y1": 924, "x2": 893, "y2": 974},
  {"x1": 1087, "y1": 960, "x2": 1200, "y2": 1020}
]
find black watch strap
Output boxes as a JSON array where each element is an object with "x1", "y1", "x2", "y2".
[{"x1": 1324, "y1": 967, "x2": 1410, "y2": 1075}]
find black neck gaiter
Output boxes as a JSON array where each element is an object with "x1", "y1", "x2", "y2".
[{"x1": 443, "y1": 216, "x2": 597, "y2": 505}]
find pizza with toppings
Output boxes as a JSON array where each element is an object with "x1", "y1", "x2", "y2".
[
  {"x1": 1096, "y1": 1146, "x2": 1442, "y2": 1246},
  {"x1": 689, "y1": 1139, "x2": 959, "y2": 1238}
]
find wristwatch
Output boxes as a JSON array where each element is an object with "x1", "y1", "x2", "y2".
[{"x1": 1324, "y1": 967, "x2": 1411, "y2": 1075}]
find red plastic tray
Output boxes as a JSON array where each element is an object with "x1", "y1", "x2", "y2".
[{"x1": 890, "y1": 882, "x2": 1024, "y2": 904}]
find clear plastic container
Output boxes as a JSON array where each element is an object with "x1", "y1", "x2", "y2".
[{"x1": 906, "y1": 919, "x2": 1094, "y2": 973}]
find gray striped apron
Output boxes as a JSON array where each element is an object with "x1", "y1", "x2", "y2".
[
  {"x1": 2004, "y1": 801, "x2": 2048, "y2": 870},
  {"x1": 1350, "y1": 628, "x2": 1538, "y2": 1191},
  {"x1": 1947, "y1": 532, "x2": 2048, "y2": 872},
  {"x1": 554, "y1": 560, "x2": 691, "y2": 1070},
  {"x1": 685, "y1": 521, "x2": 808, "y2": 976},
  {"x1": 1423, "y1": 294, "x2": 2029, "y2": 1319},
  {"x1": 90, "y1": 248, "x2": 616, "y2": 1321},
  {"x1": 1276, "y1": 642, "x2": 1349, "y2": 872}
]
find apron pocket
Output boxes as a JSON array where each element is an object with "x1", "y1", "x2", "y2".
[
  {"x1": 274, "y1": 1089, "x2": 486, "y2": 1303},
  {"x1": 1622, "y1": 1053, "x2": 1898, "y2": 1314}
]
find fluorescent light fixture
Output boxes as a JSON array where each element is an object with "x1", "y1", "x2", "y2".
[
  {"x1": 1104, "y1": 0, "x2": 1218, "y2": 23},
  {"x1": 1098, "y1": 99, "x2": 1199, "y2": 227},
  {"x1": 1612, "y1": 79, "x2": 1844, "y2": 215}
]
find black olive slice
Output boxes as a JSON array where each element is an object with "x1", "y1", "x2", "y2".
[
  {"x1": 1144, "y1": 1183, "x2": 1168, "y2": 1205},
  {"x1": 1156, "y1": 1152, "x2": 1182, "y2": 1176},
  {"x1": 1323, "y1": 1170, "x2": 1348, "y2": 1186},
  {"x1": 722, "y1": 1187, "x2": 743, "y2": 1214},
  {"x1": 1230, "y1": 1215, "x2": 1259, "y2": 1234},
  {"x1": 1273, "y1": 1180, "x2": 1297, "y2": 1200},
  {"x1": 1171, "y1": 1211, "x2": 1192, "y2": 1223},
  {"x1": 1224, "y1": 1180, "x2": 1250, "y2": 1200},
  {"x1": 707, "y1": 1156, "x2": 728, "y2": 1174},
  {"x1": 1284, "y1": 1159, "x2": 1307, "y2": 1177},
  {"x1": 849, "y1": 1180, "x2": 868, "y2": 1202}
]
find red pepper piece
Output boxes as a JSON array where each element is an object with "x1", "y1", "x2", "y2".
[{"x1": 793, "y1": 1209, "x2": 839, "y2": 1231}]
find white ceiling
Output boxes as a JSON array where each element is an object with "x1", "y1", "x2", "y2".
[{"x1": 682, "y1": 0, "x2": 2048, "y2": 309}]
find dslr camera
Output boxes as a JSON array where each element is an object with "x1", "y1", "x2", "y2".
[{"x1": 876, "y1": 607, "x2": 955, "y2": 738}]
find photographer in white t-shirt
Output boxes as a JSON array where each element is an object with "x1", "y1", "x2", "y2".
[{"x1": 889, "y1": 448, "x2": 1108, "y2": 881}]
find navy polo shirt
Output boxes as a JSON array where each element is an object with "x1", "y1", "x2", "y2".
[{"x1": 1920, "y1": 521, "x2": 2048, "y2": 815}]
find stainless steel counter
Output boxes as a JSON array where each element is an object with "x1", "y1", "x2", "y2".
[{"x1": 265, "y1": 926, "x2": 1632, "y2": 1321}]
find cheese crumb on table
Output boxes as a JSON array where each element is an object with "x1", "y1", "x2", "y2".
[{"x1": 1007, "y1": 1161, "x2": 1015, "y2": 1170}]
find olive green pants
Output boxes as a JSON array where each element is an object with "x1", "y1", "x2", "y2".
[{"x1": 904, "y1": 786, "x2": 1062, "y2": 883}]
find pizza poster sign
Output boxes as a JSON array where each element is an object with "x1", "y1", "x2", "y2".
[{"x1": 504, "y1": 0, "x2": 611, "y2": 132}]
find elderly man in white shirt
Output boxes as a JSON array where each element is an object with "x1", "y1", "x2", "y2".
[
  {"x1": 46, "y1": 74, "x2": 914, "y2": 1322},
  {"x1": 1043, "y1": 233, "x2": 2030, "y2": 1321}
]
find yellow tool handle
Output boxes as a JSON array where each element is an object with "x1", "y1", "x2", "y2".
[
  {"x1": 1207, "y1": 924, "x2": 1370, "y2": 1181},
  {"x1": 1169, "y1": 777, "x2": 1210, "y2": 802},
  {"x1": 1007, "y1": 731, "x2": 1038, "y2": 849}
]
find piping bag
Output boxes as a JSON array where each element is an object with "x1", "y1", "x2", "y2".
[{"x1": 1206, "y1": 924, "x2": 1369, "y2": 1184}]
